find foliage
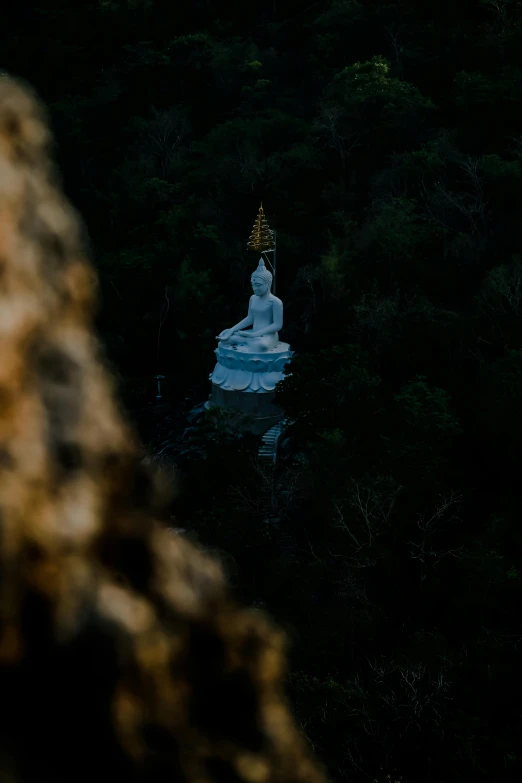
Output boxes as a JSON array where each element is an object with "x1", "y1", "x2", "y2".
[{"x1": 3, "y1": 1, "x2": 522, "y2": 780}]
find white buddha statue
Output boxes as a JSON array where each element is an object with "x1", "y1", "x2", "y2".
[
  {"x1": 217, "y1": 259, "x2": 282, "y2": 352},
  {"x1": 209, "y1": 258, "x2": 292, "y2": 399}
]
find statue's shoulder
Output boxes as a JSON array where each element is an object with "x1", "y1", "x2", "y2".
[{"x1": 270, "y1": 294, "x2": 283, "y2": 307}]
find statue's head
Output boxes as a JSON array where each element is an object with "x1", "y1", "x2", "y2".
[{"x1": 251, "y1": 258, "x2": 272, "y2": 296}]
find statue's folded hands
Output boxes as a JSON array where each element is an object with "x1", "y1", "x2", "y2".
[{"x1": 217, "y1": 327, "x2": 235, "y2": 340}]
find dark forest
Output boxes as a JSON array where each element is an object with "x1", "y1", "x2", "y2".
[{"x1": 2, "y1": 1, "x2": 522, "y2": 781}]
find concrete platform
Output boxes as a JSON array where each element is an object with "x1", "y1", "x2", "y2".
[{"x1": 206, "y1": 384, "x2": 284, "y2": 436}]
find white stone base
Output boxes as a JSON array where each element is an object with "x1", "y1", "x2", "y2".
[{"x1": 209, "y1": 341, "x2": 292, "y2": 393}]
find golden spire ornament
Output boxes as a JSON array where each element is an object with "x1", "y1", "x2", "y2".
[
  {"x1": 247, "y1": 203, "x2": 277, "y2": 294},
  {"x1": 247, "y1": 203, "x2": 275, "y2": 253}
]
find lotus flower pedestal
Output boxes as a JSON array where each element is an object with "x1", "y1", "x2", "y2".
[{"x1": 206, "y1": 341, "x2": 292, "y2": 435}]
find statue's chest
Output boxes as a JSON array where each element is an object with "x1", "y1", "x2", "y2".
[{"x1": 252, "y1": 299, "x2": 272, "y2": 317}]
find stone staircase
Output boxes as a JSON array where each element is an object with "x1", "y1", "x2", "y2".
[{"x1": 258, "y1": 420, "x2": 286, "y2": 463}]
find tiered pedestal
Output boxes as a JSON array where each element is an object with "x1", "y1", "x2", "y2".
[{"x1": 206, "y1": 341, "x2": 292, "y2": 436}]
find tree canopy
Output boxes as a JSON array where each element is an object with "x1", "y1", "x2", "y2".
[{"x1": 3, "y1": 1, "x2": 522, "y2": 780}]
